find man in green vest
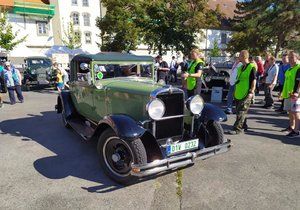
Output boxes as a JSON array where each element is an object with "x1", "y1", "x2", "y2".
[
  {"x1": 227, "y1": 50, "x2": 257, "y2": 135},
  {"x1": 183, "y1": 49, "x2": 205, "y2": 98},
  {"x1": 281, "y1": 51, "x2": 300, "y2": 138}
]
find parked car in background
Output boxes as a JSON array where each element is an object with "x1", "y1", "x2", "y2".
[
  {"x1": 201, "y1": 57, "x2": 233, "y2": 99},
  {"x1": 56, "y1": 52, "x2": 231, "y2": 185},
  {"x1": 23, "y1": 56, "x2": 55, "y2": 90}
]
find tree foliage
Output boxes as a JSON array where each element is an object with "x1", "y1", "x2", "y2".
[
  {"x1": 62, "y1": 22, "x2": 82, "y2": 50},
  {"x1": 96, "y1": 0, "x2": 221, "y2": 54},
  {"x1": 0, "y1": 12, "x2": 27, "y2": 51},
  {"x1": 228, "y1": 0, "x2": 300, "y2": 56},
  {"x1": 210, "y1": 39, "x2": 221, "y2": 56}
]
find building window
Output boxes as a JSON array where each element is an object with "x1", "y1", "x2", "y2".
[
  {"x1": 221, "y1": 33, "x2": 227, "y2": 44},
  {"x1": 72, "y1": 0, "x2": 78, "y2": 5},
  {"x1": 74, "y1": 31, "x2": 81, "y2": 40},
  {"x1": 36, "y1": 21, "x2": 48, "y2": 36},
  {"x1": 71, "y1": 12, "x2": 80, "y2": 25},
  {"x1": 82, "y1": 0, "x2": 89, "y2": 7},
  {"x1": 85, "y1": 32, "x2": 92, "y2": 44},
  {"x1": 83, "y1": 13, "x2": 90, "y2": 26}
]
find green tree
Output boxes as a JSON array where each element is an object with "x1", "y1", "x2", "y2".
[
  {"x1": 62, "y1": 22, "x2": 82, "y2": 50},
  {"x1": 210, "y1": 39, "x2": 221, "y2": 56},
  {"x1": 142, "y1": 0, "x2": 220, "y2": 55},
  {"x1": 228, "y1": 0, "x2": 300, "y2": 57},
  {"x1": 96, "y1": 0, "x2": 221, "y2": 54},
  {"x1": 96, "y1": 0, "x2": 145, "y2": 52},
  {"x1": 0, "y1": 12, "x2": 27, "y2": 51}
]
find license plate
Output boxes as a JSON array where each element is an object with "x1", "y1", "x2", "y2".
[{"x1": 166, "y1": 139, "x2": 199, "y2": 155}]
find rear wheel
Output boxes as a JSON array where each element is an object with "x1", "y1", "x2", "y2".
[{"x1": 98, "y1": 129, "x2": 147, "y2": 185}]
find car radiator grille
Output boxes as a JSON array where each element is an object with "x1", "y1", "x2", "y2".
[{"x1": 155, "y1": 92, "x2": 184, "y2": 139}]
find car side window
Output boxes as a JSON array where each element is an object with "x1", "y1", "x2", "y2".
[{"x1": 77, "y1": 63, "x2": 91, "y2": 83}]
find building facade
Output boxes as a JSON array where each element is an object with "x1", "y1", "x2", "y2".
[
  {"x1": 0, "y1": 0, "x2": 56, "y2": 63},
  {"x1": 50, "y1": 0, "x2": 101, "y2": 54}
]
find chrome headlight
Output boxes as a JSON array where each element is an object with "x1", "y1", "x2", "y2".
[
  {"x1": 187, "y1": 95, "x2": 204, "y2": 115},
  {"x1": 31, "y1": 70, "x2": 36, "y2": 75},
  {"x1": 147, "y1": 98, "x2": 166, "y2": 120}
]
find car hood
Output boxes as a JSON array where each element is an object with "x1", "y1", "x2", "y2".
[{"x1": 94, "y1": 77, "x2": 163, "y2": 96}]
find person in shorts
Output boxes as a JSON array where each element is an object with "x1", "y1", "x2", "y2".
[{"x1": 281, "y1": 51, "x2": 300, "y2": 138}]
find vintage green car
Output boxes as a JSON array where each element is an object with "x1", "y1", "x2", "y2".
[
  {"x1": 56, "y1": 52, "x2": 230, "y2": 184},
  {"x1": 23, "y1": 56, "x2": 55, "y2": 89}
]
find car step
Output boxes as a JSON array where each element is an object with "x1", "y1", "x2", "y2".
[{"x1": 68, "y1": 118, "x2": 95, "y2": 140}]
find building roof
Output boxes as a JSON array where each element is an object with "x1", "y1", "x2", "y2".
[
  {"x1": 208, "y1": 0, "x2": 237, "y2": 19},
  {"x1": 73, "y1": 52, "x2": 154, "y2": 63}
]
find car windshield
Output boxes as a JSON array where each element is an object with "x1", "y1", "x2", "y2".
[
  {"x1": 27, "y1": 59, "x2": 52, "y2": 68},
  {"x1": 93, "y1": 63, "x2": 153, "y2": 80}
]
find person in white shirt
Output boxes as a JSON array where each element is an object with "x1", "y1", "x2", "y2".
[
  {"x1": 169, "y1": 56, "x2": 178, "y2": 83},
  {"x1": 263, "y1": 56, "x2": 279, "y2": 108},
  {"x1": 225, "y1": 53, "x2": 242, "y2": 114}
]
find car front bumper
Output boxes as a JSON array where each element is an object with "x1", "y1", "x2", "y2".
[{"x1": 131, "y1": 139, "x2": 231, "y2": 177}]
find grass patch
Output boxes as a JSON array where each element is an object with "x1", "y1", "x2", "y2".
[{"x1": 176, "y1": 170, "x2": 183, "y2": 198}]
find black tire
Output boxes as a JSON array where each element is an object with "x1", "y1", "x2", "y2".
[
  {"x1": 200, "y1": 120, "x2": 224, "y2": 147},
  {"x1": 61, "y1": 109, "x2": 71, "y2": 129},
  {"x1": 97, "y1": 128, "x2": 147, "y2": 185}
]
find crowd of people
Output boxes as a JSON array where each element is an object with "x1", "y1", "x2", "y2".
[
  {"x1": 224, "y1": 50, "x2": 300, "y2": 138},
  {"x1": 155, "y1": 49, "x2": 300, "y2": 138}
]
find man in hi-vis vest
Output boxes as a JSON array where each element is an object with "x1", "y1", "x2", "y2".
[
  {"x1": 227, "y1": 50, "x2": 257, "y2": 135},
  {"x1": 182, "y1": 49, "x2": 205, "y2": 98}
]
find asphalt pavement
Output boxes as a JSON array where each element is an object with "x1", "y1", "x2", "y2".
[{"x1": 0, "y1": 89, "x2": 299, "y2": 210}]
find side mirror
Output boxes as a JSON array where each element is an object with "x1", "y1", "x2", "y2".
[{"x1": 80, "y1": 63, "x2": 89, "y2": 71}]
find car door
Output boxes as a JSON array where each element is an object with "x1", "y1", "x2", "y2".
[{"x1": 70, "y1": 61, "x2": 95, "y2": 120}]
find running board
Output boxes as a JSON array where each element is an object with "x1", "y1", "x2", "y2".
[{"x1": 68, "y1": 118, "x2": 95, "y2": 140}]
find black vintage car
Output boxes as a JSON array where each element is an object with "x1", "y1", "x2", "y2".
[{"x1": 23, "y1": 57, "x2": 55, "y2": 90}]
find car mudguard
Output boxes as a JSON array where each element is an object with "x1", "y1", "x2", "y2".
[
  {"x1": 199, "y1": 103, "x2": 227, "y2": 123},
  {"x1": 95, "y1": 115, "x2": 146, "y2": 141},
  {"x1": 56, "y1": 90, "x2": 75, "y2": 119}
]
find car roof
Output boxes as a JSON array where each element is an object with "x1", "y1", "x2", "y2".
[
  {"x1": 25, "y1": 56, "x2": 51, "y2": 60},
  {"x1": 72, "y1": 52, "x2": 154, "y2": 62}
]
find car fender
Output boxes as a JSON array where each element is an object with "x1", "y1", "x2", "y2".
[
  {"x1": 95, "y1": 115, "x2": 146, "y2": 142},
  {"x1": 56, "y1": 90, "x2": 75, "y2": 119},
  {"x1": 199, "y1": 103, "x2": 227, "y2": 123}
]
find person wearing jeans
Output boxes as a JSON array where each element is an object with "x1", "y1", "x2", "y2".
[
  {"x1": 225, "y1": 53, "x2": 242, "y2": 114},
  {"x1": 3, "y1": 61, "x2": 24, "y2": 105}
]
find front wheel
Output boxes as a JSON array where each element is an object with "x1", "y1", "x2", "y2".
[
  {"x1": 97, "y1": 129, "x2": 147, "y2": 185},
  {"x1": 198, "y1": 120, "x2": 224, "y2": 147}
]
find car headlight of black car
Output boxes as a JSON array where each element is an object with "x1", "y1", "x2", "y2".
[
  {"x1": 146, "y1": 98, "x2": 166, "y2": 120},
  {"x1": 186, "y1": 95, "x2": 204, "y2": 115}
]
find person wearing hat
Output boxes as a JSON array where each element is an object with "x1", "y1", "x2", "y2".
[
  {"x1": 3, "y1": 61, "x2": 24, "y2": 105},
  {"x1": 225, "y1": 53, "x2": 242, "y2": 114},
  {"x1": 182, "y1": 49, "x2": 205, "y2": 98}
]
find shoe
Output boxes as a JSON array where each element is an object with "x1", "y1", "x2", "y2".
[
  {"x1": 286, "y1": 130, "x2": 300, "y2": 138},
  {"x1": 275, "y1": 108, "x2": 283, "y2": 112},
  {"x1": 225, "y1": 130, "x2": 242, "y2": 135},
  {"x1": 281, "y1": 127, "x2": 292, "y2": 133},
  {"x1": 20, "y1": 100, "x2": 24, "y2": 103},
  {"x1": 224, "y1": 110, "x2": 233, "y2": 115},
  {"x1": 243, "y1": 124, "x2": 249, "y2": 131},
  {"x1": 10, "y1": 102, "x2": 16, "y2": 105},
  {"x1": 280, "y1": 111, "x2": 288, "y2": 115},
  {"x1": 262, "y1": 105, "x2": 273, "y2": 109},
  {"x1": 0, "y1": 102, "x2": 3, "y2": 108}
]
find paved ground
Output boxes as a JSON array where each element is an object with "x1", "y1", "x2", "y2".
[{"x1": 0, "y1": 90, "x2": 299, "y2": 210}]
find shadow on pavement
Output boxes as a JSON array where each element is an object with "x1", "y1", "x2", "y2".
[
  {"x1": 245, "y1": 116, "x2": 300, "y2": 146},
  {"x1": 0, "y1": 111, "x2": 123, "y2": 193}
]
